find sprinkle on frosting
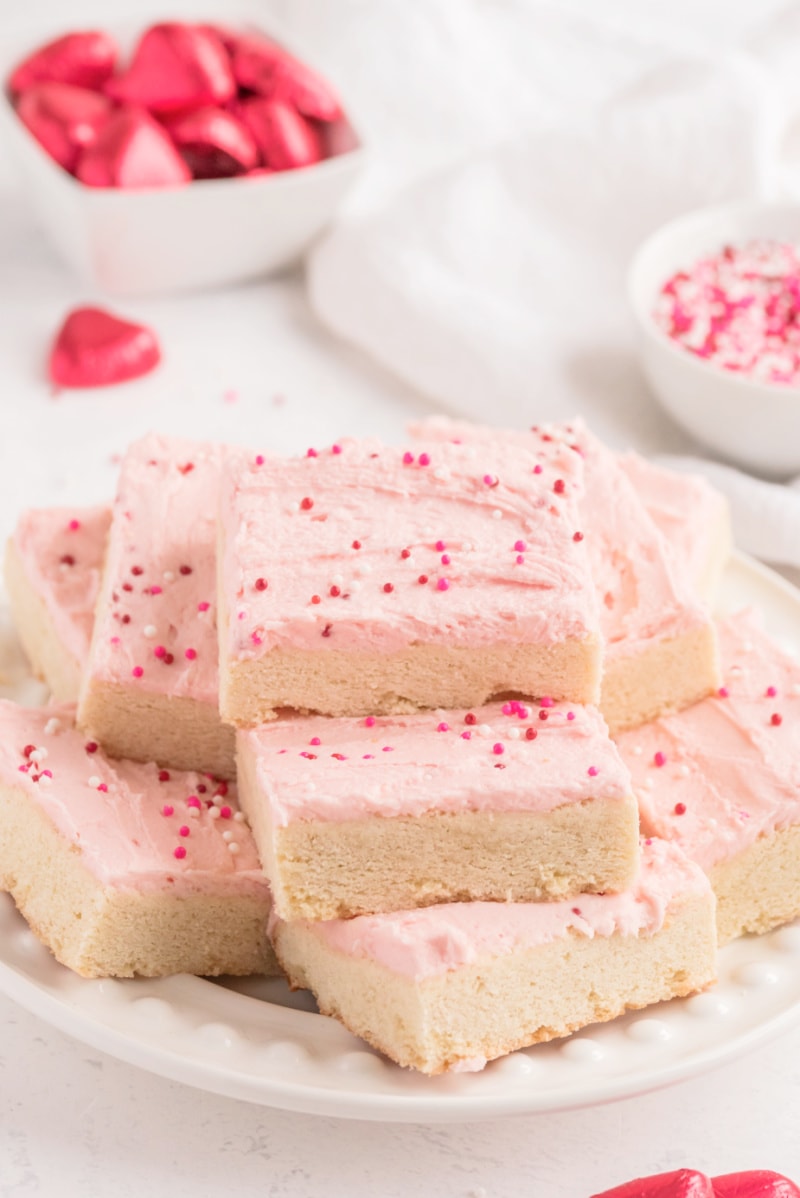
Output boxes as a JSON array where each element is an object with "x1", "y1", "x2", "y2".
[
  {"x1": 617, "y1": 609, "x2": 800, "y2": 871},
  {"x1": 0, "y1": 702, "x2": 265, "y2": 895},
  {"x1": 219, "y1": 436, "x2": 597, "y2": 659},
  {"x1": 240, "y1": 699, "x2": 631, "y2": 827},
  {"x1": 81, "y1": 435, "x2": 224, "y2": 709}
]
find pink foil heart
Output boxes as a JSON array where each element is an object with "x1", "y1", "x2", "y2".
[
  {"x1": 9, "y1": 31, "x2": 117, "y2": 95},
  {"x1": 591, "y1": 1170, "x2": 715, "y2": 1198},
  {"x1": 240, "y1": 98, "x2": 322, "y2": 171},
  {"x1": 227, "y1": 31, "x2": 341, "y2": 122},
  {"x1": 16, "y1": 82, "x2": 113, "y2": 173},
  {"x1": 76, "y1": 109, "x2": 191, "y2": 189},
  {"x1": 49, "y1": 307, "x2": 161, "y2": 389},
  {"x1": 163, "y1": 106, "x2": 259, "y2": 178},
  {"x1": 106, "y1": 23, "x2": 236, "y2": 114},
  {"x1": 713, "y1": 1173, "x2": 800, "y2": 1198}
]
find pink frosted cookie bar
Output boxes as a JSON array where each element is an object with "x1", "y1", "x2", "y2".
[
  {"x1": 273, "y1": 838, "x2": 716, "y2": 1074},
  {"x1": 409, "y1": 419, "x2": 720, "y2": 733},
  {"x1": 77, "y1": 434, "x2": 234, "y2": 777},
  {"x1": 618, "y1": 453, "x2": 731, "y2": 605},
  {"x1": 237, "y1": 699, "x2": 639, "y2": 920},
  {"x1": 218, "y1": 437, "x2": 602, "y2": 725},
  {"x1": 617, "y1": 610, "x2": 800, "y2": 943},
  {"x1": 4, "y1": 506, "x2": 110, "y2": 701},
  {"x1": 0, "y1": 701, "x2": 275, "y2": 978},
  {"x1": 575, "y1": 426, "x2": 719, "y2": 732}
]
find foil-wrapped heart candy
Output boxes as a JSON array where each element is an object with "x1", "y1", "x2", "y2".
[
  {"x1": 49, "y1": 307, "x2": 161, "y2": 388},
  {"x1": 592, "y1": 1171, "x2": 800, "y2": 1198},
  {"x1": 16, "y1": 82, "x2": 112, "y2": 172},
  {"x1": 106, "y1": 23, "x2": 236, "y2": 113},
  {"x1": 240, "y1": 98, "x2": 322, "y2": 172},
  {"x1": 9, "y1": 30, "x2": 117, "y2": 95},
  {"x1": 76, "y1": 109, "x2": 192, "y2": 189},
  {"x1": 712, "y1": 1173, "x2": 800, "y2": 1198},
  {"x1": 225, "y1": 31, "x2": 342, "y2": 123},
  {"x1": 164, "y1": 106, "x2": 259, "y2": 179},
  {"x1": 592, "y1": 1169, "x2": 714, "y2": 1198}
]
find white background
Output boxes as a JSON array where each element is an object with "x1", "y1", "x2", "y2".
[{"x1": 2, "y1": 1, "x2": 800, "y2": 1194}]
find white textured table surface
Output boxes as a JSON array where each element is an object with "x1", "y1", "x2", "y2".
[{"x1": 2, "y1": 2, "x2": 800, "y2": 1194}]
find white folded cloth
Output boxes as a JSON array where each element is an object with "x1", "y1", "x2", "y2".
[{"x1": 276, "y1": 0, "x2": 800, "y2": 567}]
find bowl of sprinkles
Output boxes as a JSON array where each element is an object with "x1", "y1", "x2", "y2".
[{"x1": 628, "y1": 203, "x2": 800, "y2": 477}]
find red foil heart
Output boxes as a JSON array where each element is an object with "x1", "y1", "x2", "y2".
[
  {"x1": 76, "y1": 109, "x2": 191, "y2": 189},
  {"x1": 9, "y1": 31, "x2": 117, "y2": 96},
  {"x1": 713, "y1": 1173, "x2": 800, "y2": 1198},
  {"x1": 163, "y1": 106, "x2": 259, "y2": 178},
  {"x1": 226, "y1": 31, "x2": 341, "y2": 122},
  {"x1": 106, "y1": 23, "x2": 236, "y2": 114},
  {"x1": 240, "y1": 98, "x2": 322, "y2": 171},
  {"x1": 49, "y1": 307, "x2": 161, "y2": 388},
  {"x1": 16, "y1": 82, "x2": 113, "y2": 173},
  {"x1": 592, "y1": 1170, "x2": 715, "y2": 1198}
]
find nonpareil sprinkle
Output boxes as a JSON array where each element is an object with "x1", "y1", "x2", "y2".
[{"x1": 655, "y1": 239, "x2": 800, "y2": 384}]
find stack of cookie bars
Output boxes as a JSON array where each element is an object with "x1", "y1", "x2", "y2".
[{"x1": 3, "y1": 418, "x2": 799, "y2": 1074}]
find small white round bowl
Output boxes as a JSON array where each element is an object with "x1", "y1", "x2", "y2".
[
  {"x1": 628, "y1": 201, "x2": 800, "y2": 478},
  {"x1": 0, "y1": 18, "x2": 365, "y2": 296}
]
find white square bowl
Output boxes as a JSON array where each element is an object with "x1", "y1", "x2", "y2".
[{"x1": 0, "y1": 17, "x2": 365, "y2": 296}]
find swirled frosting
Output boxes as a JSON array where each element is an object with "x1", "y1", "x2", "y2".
[
  {"x1": 617, "y1": 609, "x2": 800, "y2": 871},
  {"x1": 408, "y1": 418, "x2": 710, "y2": 659},
  {"x1": 284, "y1": 838, "x2": 709, "y2": 979},
  {"x1": 10, "y1": 505, "x2": 110, "y2": 667},
  {"x1": 219, "y1": 435, "x2": 598, "y2": 659},
  {"x1": 238, "y1": 699, "x2": 630, "y2": 826},
  {"x1": 83, "y1": 434, "x2": 224, "y2": 703},
  {"x1": 0, "y1": 701, "x2": 266, "y2": 896},
  {"x1": 618, "y1": 452, "x2": 729, "y2": 593}
]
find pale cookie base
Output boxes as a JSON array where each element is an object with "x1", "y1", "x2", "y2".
[
  {"x1": 219, "y1": 634, "x2": 603, "y2": 727},
  {"x1": 238, "y1": 744, "x2": 639, "y2": 919},
  {"x1": 711, "y1": 822, "x2": 800, "y2": 945},
  {"x1": 4, "y1": 538, "x2": 82, "y2": 702},
  {"x1": 274, "y1": 891, "x2": 717, "y2": 1074},
  {"x1": 78, "y1": 680, "x2": 235, "y2": 780},
  {"x1": 601, "y1": 622, "x2": 720, "y2": 736},
  {"x1": 0, "y1": 779, "x2": 276, "y2": 979}
]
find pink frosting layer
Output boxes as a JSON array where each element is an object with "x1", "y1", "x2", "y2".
[
  {"x1": 575, "y1": 425, "x2": 709, "y2": 657},
  {"x1": 294, "y1": 838, "x2": 709, "y2": 979},
  {"x1": 618, "y1": 453, "x2": 727, "y2": 590},
  {"x1": 408, "y1": 419, "x2": 709, "y2": 659},
  {"x1": 239, "y1": 699, "x2": 630, "y2": 826},
  {"x1": 85, "y1": 434, "x2": 224, "y2": 704},
  {"x1": 0, "y1": 701, "x2": 266, "y2": 897},
  {"x1": 617, "y1": 610, "x2": 800, "y2": 872},
  {"x1": 11, "y1": 506, "x2": 110, "y2": 667},
  {"x1": 219, "y1": 435, "x2": 598, "y2": 659}
]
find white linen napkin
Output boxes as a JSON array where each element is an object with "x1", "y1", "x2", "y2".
[{"x1": 286, "y1": 0, "x2": 800, "y2": 566}]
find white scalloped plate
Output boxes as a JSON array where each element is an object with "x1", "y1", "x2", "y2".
[{"x1": 1, "y1": 552, "x2": 800, "y2": 1123}]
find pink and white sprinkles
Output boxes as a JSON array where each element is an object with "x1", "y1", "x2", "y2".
[{"x1": 655, "y1": 239, "x2": 800, "y2": 385}]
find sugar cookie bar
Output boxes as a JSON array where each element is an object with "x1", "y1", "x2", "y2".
[
  {"x1": 77, "y1": 434, "x2": 235, "y2": 777},
  {"x1": 237, "y1": 699, "x2": 638, "y2": 920},
  {"x1": 4, "y1": 506, "x2": 110, "y2": 701},
  {"x1": 218, "y1": 437, "x2": 602, "y2": 725},
  {"x1": 409, "y1": 419, "x2": 720, "y2": 733},
  {"x1": 0, "y1": 702, "x2": 275, "y2": 978},
  {"x1": 617, "y1": 609, "x2": 800, "y2": 944},
  {"x1": 618, "y1": 453, "x2": 731, "y2": 605},
  {"x1": 273, "y1": 838, "x2": 716, "y2": 1074}
]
